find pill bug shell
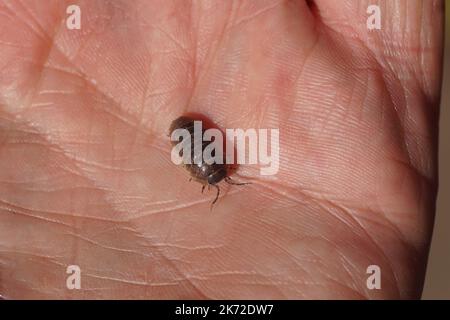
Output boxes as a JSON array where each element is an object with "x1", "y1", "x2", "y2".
[{"x1": 169, "y1": 115, "x2": 249, "y2": 208}]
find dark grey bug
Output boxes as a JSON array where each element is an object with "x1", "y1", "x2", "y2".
[{"x1": 169, "y1": 115, "x2": 249, "y2": 208}]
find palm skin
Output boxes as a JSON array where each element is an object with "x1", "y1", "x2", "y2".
[{"x1": 0, "y1": 0, "x2": 443, "y2": 299}]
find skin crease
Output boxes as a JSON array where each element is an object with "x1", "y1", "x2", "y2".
[{"x1": 0, "y1": 0, "x2": 444, "y2": 299}]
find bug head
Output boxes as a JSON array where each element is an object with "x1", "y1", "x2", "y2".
[{"x1": 207, "y1": 168, "x2": 227, "y2": 185}]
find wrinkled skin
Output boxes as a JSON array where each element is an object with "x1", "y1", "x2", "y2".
[{"x1": 0, "y1": 0, "x2": 444, "y2": 299}]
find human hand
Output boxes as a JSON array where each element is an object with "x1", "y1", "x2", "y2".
[{"x1": 0, "y1": 0, "x2": 443, "y2": 299}]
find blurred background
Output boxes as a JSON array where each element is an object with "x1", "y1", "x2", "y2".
[{"x1": 422, "y1": 4, "x2": 449, "y2": 299}]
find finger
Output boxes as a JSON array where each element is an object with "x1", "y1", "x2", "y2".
[
  {"x1": 311, "y1": 0, "x2": 444, "y2": 104},
  {"x1": 309, "y1": 0, "x2": 443, "y2": 185},
  {"x1": 188, "y1": 0, "x2": 318, "y2": 123}
]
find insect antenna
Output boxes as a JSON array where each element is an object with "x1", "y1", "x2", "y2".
[{"x1": 224, "y1": 176, "x2": 251, "y2": 186}]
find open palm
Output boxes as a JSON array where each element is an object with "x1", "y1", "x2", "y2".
[{"x1": 0, "y1": 0, "x2": 443, "y2": 299}]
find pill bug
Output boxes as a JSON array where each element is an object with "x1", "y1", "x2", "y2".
[{"x1": 169, "y1": 115, "x2": 249, "y2": 208}]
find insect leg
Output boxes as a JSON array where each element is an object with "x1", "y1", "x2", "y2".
[
  {"x1": 210, "y1": 184, "x2": 220, "y2": 210},
  {"x1": 201, "y1": 185, "x2": 206, "y2": 193}
]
